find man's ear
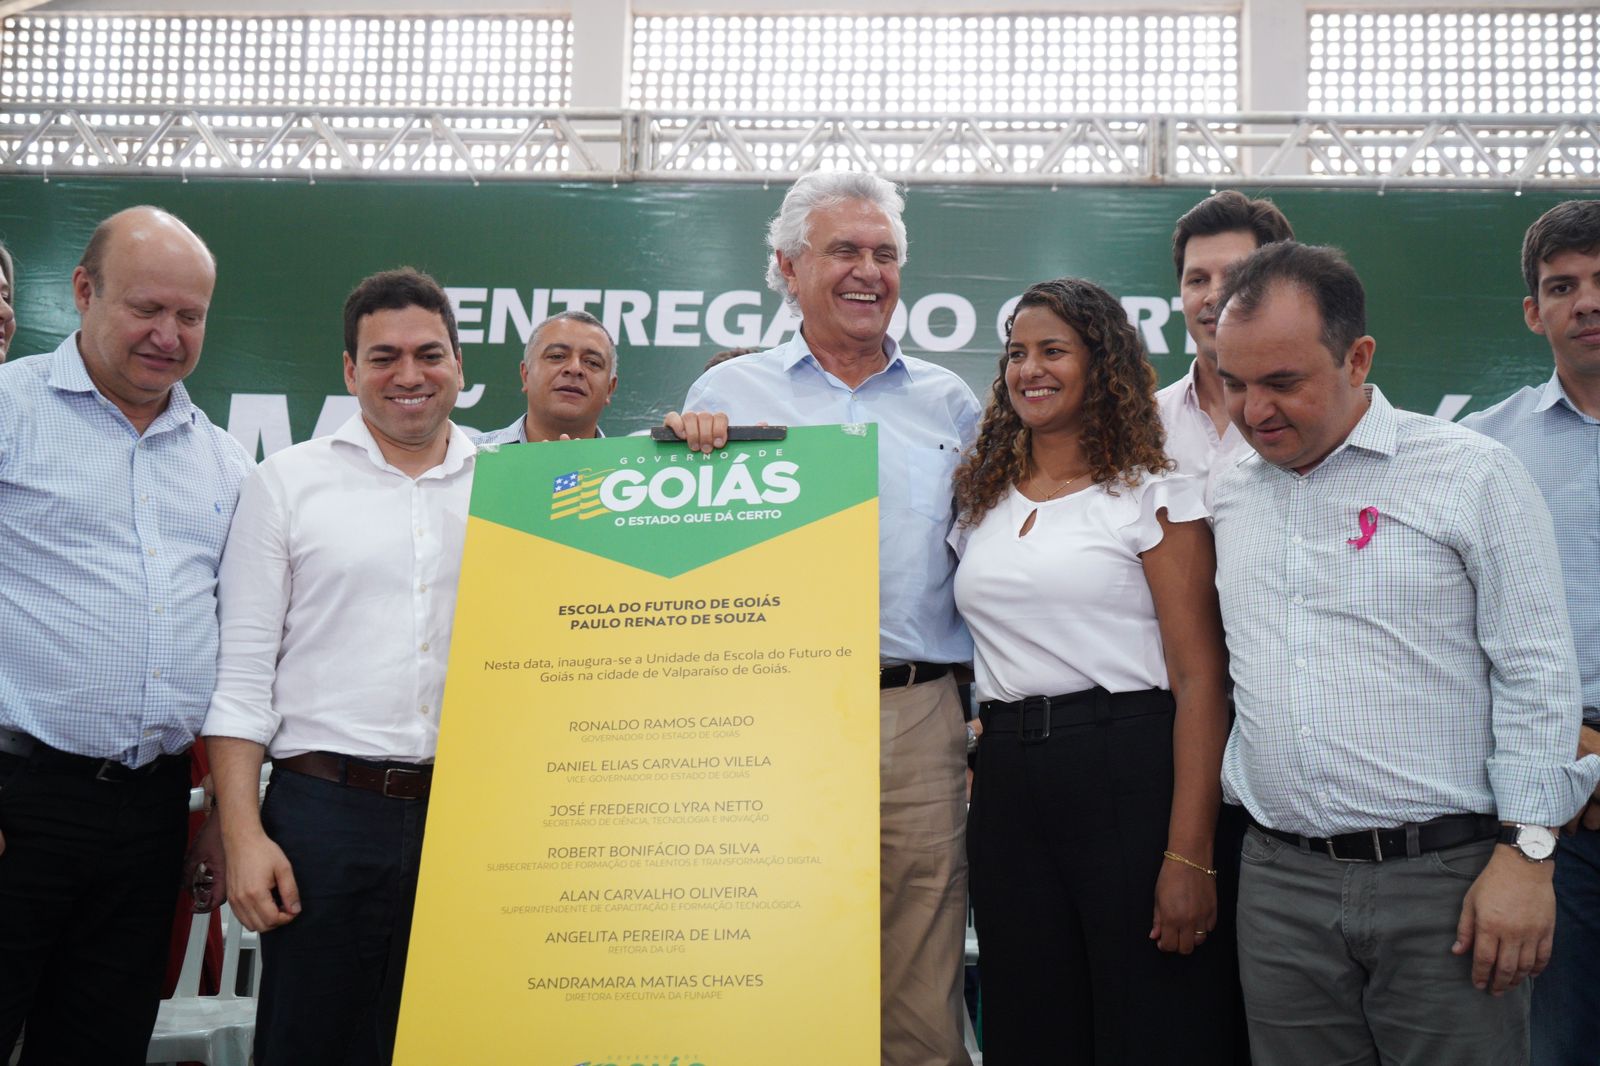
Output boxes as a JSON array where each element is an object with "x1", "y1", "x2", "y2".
[
  {"x1": 71, "y1": 266, "x2": 95, "y2": 314},
  {"x1": 776, "y1": 250, "x2": 799, "y2": 296},
  {"x1": 1524, "y1": 295, "x2": 1548, "y2": 337},
  {"x1": 1345, "y1": 335, "x2": 1375, "y2": 387}
]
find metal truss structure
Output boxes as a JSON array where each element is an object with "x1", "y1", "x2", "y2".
[{"x1": 2, "y1": 105, "x2": 1598, "y2": 187}]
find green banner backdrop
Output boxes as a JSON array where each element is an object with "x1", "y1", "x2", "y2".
[{"x1": 0, "y1": 178, "x2": 1575, "y2": 455}]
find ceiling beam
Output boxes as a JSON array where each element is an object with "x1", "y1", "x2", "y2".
[{"x1": 0, "y1": 0, "x2": 54, "y2": 18}]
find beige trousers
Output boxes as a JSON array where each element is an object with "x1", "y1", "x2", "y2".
[{"x1": 879, "y1": 674, "x2": 972, "y2": 1066}]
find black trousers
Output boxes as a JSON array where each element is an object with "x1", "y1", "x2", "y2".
[
  {"x1": 968, "y1": 687, "x2": 1241, "y2": 1065},
  {"x1": 254, "y1": 766, "x2": 429, "y2": 1066},
  {"x1": 0, "y1": 748, "x2": 190, "y2": 1065}
]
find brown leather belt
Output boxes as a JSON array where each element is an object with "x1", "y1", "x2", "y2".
[{"x1": 273, "y1": 752, "x2": 433, "y2": 800}]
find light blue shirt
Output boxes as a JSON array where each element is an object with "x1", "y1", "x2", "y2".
[
  {"x1": 1462, "y1": 373, "x2": 1600, "y2": 719},
  {"x1": 684, "y1": 332, "x2": 980, "y2": 665},
  {"x1": 0, "y1": 335, "x2": 252, "y2": 767},
  {"x1": 1214, "y1": 385, "x2": 1600, "y2": 835},
  {"x1": 472, "y1": 415, "x2": 604, "y2": 447}
]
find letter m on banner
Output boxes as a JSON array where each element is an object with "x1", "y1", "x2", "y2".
[{"x1": 551, "y1": 468, "x2": 613, "y2": 521}]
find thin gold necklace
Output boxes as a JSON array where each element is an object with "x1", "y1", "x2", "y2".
[{"x1": 1032, "y1": 468, "x2": 1090, "y2": 500}]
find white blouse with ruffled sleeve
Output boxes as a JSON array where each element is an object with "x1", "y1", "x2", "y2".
[{"x1": 951, "y1": 471, "x2": 1208, "y2": 703}]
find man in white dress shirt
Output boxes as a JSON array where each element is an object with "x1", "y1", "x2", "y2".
[
  {"x1": 1157, "y1": 191, "x2": 1294, "y2": 493},
  {"x1": 203, "y1": 268, "x2": 476, "y2": 1066}
]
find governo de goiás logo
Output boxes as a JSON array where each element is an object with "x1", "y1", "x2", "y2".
[
  {"x1": 551, "y1": 450, "x2": 799, "y2": 528},
  {"x1": 470, "y1": 426, "x2": 876, "y2": 578}
]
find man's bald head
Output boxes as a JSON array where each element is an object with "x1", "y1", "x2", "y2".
[
  {"x1": 71, "y1": 206, "x2": 218, "y2": 432},
  {"x1": 77, "y1": 206, "x2": 216, "y2": 296}
]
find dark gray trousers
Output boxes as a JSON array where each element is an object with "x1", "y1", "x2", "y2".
[{"x1": 1238, "y1": 827, "x2": 1528, "y2": 1066}]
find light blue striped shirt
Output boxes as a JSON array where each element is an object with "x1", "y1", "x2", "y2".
[
  {"x1": 1214, "y1": 385, "x2": 1600, "y2": 835},
  {"x1": 1462, "y1": 373, "x2": 1600, "y2": 719},
  {"x1": 471, "y1": 415, "x2": 604, "y2": 447},
  {"x1": 0, "y1": 335, "x2": 252, "y2": 767},
  {"x1": 684, "y1": 332, "x2": 980, "y2": 665}
]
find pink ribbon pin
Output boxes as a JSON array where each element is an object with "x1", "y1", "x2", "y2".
[{"x1": 1346, "y1": 506, "x2": 1379, "y2": 549}]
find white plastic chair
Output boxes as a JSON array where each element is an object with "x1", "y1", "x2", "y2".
[{"x1": 144, "y1": 903, "x2": 256, "y2": 1066}]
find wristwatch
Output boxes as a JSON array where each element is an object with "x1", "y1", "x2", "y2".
[{"x1": 1497, "y1": 822, "x2": 1557, "y2": 862}]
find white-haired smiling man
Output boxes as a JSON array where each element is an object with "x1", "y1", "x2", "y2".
[{"x1": 667, "y1": 171, "x2": 980, "y2": 1066}]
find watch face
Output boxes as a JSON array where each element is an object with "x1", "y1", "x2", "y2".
[{"x1": 1518, "y1": 825, "x2": 1558, "y2": 861}]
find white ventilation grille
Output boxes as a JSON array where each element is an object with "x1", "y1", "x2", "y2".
[{"x1": 631, "y1": 14, "x2": 1239, "y2": 114}]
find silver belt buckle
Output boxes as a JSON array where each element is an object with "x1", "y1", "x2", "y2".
[
  {"x1": 382, "y1": 766, "x2": 423, "y2": 797},
  {"x1": 1326, "y1": 828, "x2": 1383, "y2": 863}
]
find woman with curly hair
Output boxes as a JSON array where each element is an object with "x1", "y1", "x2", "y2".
[{"x1": 952, "y1": 277, "x2": 1237, "y2": 1064}]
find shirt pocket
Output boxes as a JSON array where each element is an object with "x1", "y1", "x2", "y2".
[{"x1": 903, "y1": 445, "x2": 960, "y2": 523}]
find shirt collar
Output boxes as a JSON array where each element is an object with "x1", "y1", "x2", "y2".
[
  {"x1": 1176, "y1": 359, "x2": 1202, "y2": 409},
  {"x1": 781, "y1": 330, "x2": 908, "y2": 381},
  {"x1": 1532, "y1": 372, "x2": 1566, "y2": 413},
  {"x1": 1533, "y1": 372, "x2": 1599, "y2": 424},
  {"x1": 48, "y1": 332, "x2": 199, "y2": 430},
  {"x1": 500, "y1": 414, "x2": 607, "y2": 443},
  {"x1": 1337, "y1": 383, "x2": 1399, "y2": 460},
  {"x1": 1236, "y1": 383, "x2": 1396, "y2": 479},
  {"x1": 331, "y1": 412, "x2": 477, "y2": 479}
]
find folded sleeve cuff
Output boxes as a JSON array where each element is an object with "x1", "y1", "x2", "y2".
[
  {"x1": 1488, "y1": 752, "x2": 1600, "y2": 826},
  {"x1": 200, "y1": 696, "x2": 281, "y2": 748}
]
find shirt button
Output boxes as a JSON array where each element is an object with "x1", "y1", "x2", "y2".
[
  {"x1": 418, "y1": 704, "x2": 429, "y2": 716},
  {"x1": 1292, "y1": 595, "x2": 1304, "y2": 606},
  {"x1": 1292, "y1": 534, "x2": 1304, "y2": 546},
  {"x1": 140, "y1": 494, "x2": 150, "y2": 503},
  {"x1": 146, "y1": 547, "x2": 157, "y2": 556},
  {"x1": 420, "y1": 642, "x2": 430, "y2": 652},
  {"x1": 153, "y1": 606, "x2": 164, "y2": 615},
  {"x1": 151, "y1": 669, "x2": 161, "y2": 679},
  {"x1": 416, "y1": 528, "x2": 425, "y2": 537},
  {"x1": 1300, "y1": 725, "x2": 1311, "y2": 737},
  {"x1": 419, "y1": 583, "x2": 428, "y2": 593},
  {"x1": 1294, "y1": 657, "x2": 1307, "y2": 670}
]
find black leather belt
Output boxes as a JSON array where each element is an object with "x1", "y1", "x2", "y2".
[
  {"x1": 979, "y1": 687, "x2": 1172, "y2": 743},
  {"x1": 879, "y1": 662, "x2": 951, "y2": 689},
  {"x1": 0, "y1": 726, "x2": 186, "y2": 782},
  {"x1": 1251, "y1": 813, "x2": 1500, "y2": 863},
  {"x1": 274, "y1": 751, "x2": 433, "y2": 800}
]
